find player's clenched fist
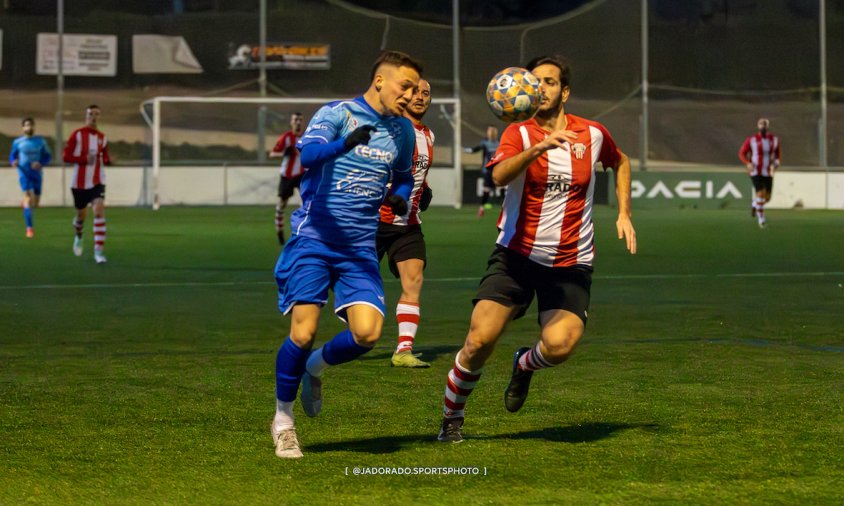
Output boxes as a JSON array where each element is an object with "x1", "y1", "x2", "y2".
[
  {"x1": 385, "y1": 194, "x2": 408, "y2": 215},
  {"x1": 344, "y1": 125, "x2": 377, "y2": 150}
]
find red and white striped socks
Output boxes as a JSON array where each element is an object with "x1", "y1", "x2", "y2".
[
  {"x1": 753, "y1": 197, "x2": 766, "y2": 225},
  {"x1": 443, "y1": 354, "x2": 481, "y2": 419},
  {"x1": 93, "y1": 218, "x2": 106, "y2": 252},
  {"x1": 517, "y1": 342, "x2": 554, "y2": 372},
  {"x1": 395, "y1": 301, "x2": 420, "y2": 354}
]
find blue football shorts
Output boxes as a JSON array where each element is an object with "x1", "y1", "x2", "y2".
[
  {"x1": 19, "y1": 170, "x2": 43, "y2": 195},
  {"x1": 274, "y1": 234, "x2": 386, "y2": 322}
]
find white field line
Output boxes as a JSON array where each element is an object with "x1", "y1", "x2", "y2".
[{"x1": 1, "y1": 271, "x2": 842, "y2": 291}]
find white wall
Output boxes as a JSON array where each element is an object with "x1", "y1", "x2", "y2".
[
  {"x1": 767, "y1": 172, "x2": 828, "y2": 209},
  {"x1": 0, "y1": 165, "x2": 458, "y2": 207}
]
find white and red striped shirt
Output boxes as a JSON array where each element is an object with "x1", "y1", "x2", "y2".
[
  {"x1": 489, "y1": 114, "x2": 621, "y2": 268},
  {"x1": 63, "y1": 126, "x2": 111, "y2": 190},
  {"x1": 739, "y1": 132, "x2": 780, "y2": 177},
  {"x1": 272, "y1": 131, "x2": 302, "y2": 178},
  {"x1": 379, "y1": 123, "x2": 434, "y2": 226}
]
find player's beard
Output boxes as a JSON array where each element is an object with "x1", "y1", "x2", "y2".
[
  {"x1": 535, "y1": 93, "x2": 563, "y2": 122},
  {"x1": 405, "y1": 106, "x2": 427, "y2": 122}
]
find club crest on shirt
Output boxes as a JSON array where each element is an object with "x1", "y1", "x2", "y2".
[{"x1": 572, "y1": 142, "x2": 587, "y2": 160}]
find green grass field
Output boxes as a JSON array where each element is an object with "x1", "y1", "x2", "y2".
[{"x1": 1, "y1": 206, "x2": 842, "y2": 505}]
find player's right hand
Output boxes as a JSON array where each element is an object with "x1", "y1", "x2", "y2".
[
  {"x1": 11, "y1": 160, "x2": 18, "y2": 167},
  {"x1": 344, "y1": 125, "x2": 377, "y2": 150},
  {"x1": 538, "y1": 129, "x2": 578, "y2": 152}
]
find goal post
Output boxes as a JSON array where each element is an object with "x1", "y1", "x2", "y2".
[{"x1": 141, "y1": 96, "x2": 462, "y2": 210}]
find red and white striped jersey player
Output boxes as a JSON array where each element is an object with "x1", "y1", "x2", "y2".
[
  {"x1": 376, "y1": 78, "x2": 435, "y2": 369},
  {"x1": 437, "y1": 56, "x2": 637, "y2": 443},
  {"x1": 739, "y1": 117, "x2": 780, "y2": 228},
  {"x1": 62, "y1": 104, "x2": 112, "y2": 264},
  {"x1": 269, "y1": 112, "x2": 305, "y2": 244}
]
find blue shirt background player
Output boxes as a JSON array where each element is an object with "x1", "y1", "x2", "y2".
[
  {"x1": 271, "y1": 50, "x2": 423, "y2": 459},
  {"x1": 10, "y1": 127, "x2": 52, "y2": 193},
  {"x1": 9, "y1": 118, "x2": 52, "y2": 235}
]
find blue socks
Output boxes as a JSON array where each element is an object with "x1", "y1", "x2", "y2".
[
  {"x1": 275, "y1": 330, "x2": 374, "y2": 402},
  {"x1": 275, "y1": 337, "x2": 309, "y2": 402},
  {"x1": 24, "y1": 207, "x2": 33, "y2": 228},
  {"x1": 321, "y1": 329, "x2": 373, "y2": 366}
]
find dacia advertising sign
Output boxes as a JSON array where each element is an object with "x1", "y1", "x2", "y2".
[{"x1": 623, "y1": 172, "x2": 749, "y2": 209}]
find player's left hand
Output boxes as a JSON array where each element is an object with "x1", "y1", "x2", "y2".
[
  {"x1": 386, "y1": 194, "x2": 408, "y2": 216},
  {"x1": 31, "y1": 162, "x2": 42, "y2": 170},
  {"x1": 616, "y1": 215, "x2": 637, "y2": 254},
  {"x1": 419, "y1": 186, "x2": 433, "y2": 211}
]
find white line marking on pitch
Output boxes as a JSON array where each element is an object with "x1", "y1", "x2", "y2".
[{"x1": 0, "y1": 271, "x2": 842, "y2": 290}]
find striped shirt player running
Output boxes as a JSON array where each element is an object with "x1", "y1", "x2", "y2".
[
  {"x1": 739, "y1": 117, "x2": 780, "y2": 228},
  {"x1": 376, "y1": 78, "x2": 435, "y2": 369},
  {"x1": 62, "y1": 104, "x2": 112, "y2": 264},
  {"x1": 269, "y1": 112, "x2": 305, "y2": 244},
  {"x1": 271, "y1": 50, "x2": 422, "y2": 458},
  {"x1": 437, "y1": 55, "x2": 637, "y2": 443},
  {"x1": 9, "y1": 117, "x2": 52, "y2": 238}
]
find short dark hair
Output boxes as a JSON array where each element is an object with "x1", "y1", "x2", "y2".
[
  {"x1": 370, "y1": 50, "x2": 424, "y2": 81},
  {"x1": 291, "y1": 112, "x2": 303, "y2": 117},
  {"x1": 87, "y1": 104, "x2": 100, "y2": 111},
  {"x1": 22, "y1": 117, "x2": 34, "y2": 126},
  {"x1": 526, "y1": 55, "x2": 571, "y2": 87}
]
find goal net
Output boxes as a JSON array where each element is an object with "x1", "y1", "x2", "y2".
[{"x1": 141, "y1": 96, "x2": 461, "y2": 209}]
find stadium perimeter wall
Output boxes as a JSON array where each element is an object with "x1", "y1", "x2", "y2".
[{"x1": 1, "y1": 167, "x2": 841, "y2": 210}]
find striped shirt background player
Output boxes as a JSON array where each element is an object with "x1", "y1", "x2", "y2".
[
  {"x1": 376, "y1": 78, "x2": 435, "y2": 369},
  {"x1": 269, "y1": 112, "x2": 305, "y2": 245},
  {"x1": 62, "y1": 104, "x2": 112, "y2": 264},
  {"x1": 271, "y1": 50, "x2": 422, "y2": 459},
  {"x1": 9, "y1": 117, "x2": 52, "y2": 238},
  {"x1": 437, "y1": 55, "x2": 637, "y2": 443},
  {"x1": 739, "y1": 117, "x2": 780, "y2": 228}
]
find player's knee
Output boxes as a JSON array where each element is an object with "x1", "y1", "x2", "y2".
[
  {"x1": 542, "y1": 329, "x2": 582, "y2": 363},
  {"x1": 403, "y1": 270, "x2": 423, "y2": 291},
  {"x1": 349, "y1": 318, "x2": 383, "y2": 347},
  {"x1": 289, "y1": 327, "x2": 318, "y2": 349}
]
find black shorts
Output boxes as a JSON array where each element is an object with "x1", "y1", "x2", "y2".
[
  {"x1": 482, "y1": 168, "x2": 495, "y2": 190},
  {"x1": 376, "y1": 223, "x2": 426, "y2": 278},
  {"x1": 474, "y1": 246, "x2": 592, "y2": 323},
  {"x1": 71, "y1": 184, "x2": 106, "y2": 210},
  {"x1": 751, "y1": 175, "x2": 773, "y2": 193},
  {"x1": 278, "y1": 174, "x2": 303, "y2": 200}
]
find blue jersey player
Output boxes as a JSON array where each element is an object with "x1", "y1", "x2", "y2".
[
  {"x1": 9, "y1": 117, "x2": 52, "y2": 238},
  {"x1": 272, "y1": 50, "x2": 423, "y2": 458}
]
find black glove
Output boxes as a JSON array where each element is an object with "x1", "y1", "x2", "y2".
[
  {"x1": 419, "y1": 186, "x2": 433, "y2": 211},
  {"x1": 344, "y1": 125, "x2": 377, "y2": 150},
  {"x1": 386, "y1": 194, "x2": 408, "y2": 216}
]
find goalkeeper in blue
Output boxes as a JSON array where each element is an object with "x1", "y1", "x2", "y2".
[
  {"x1": 271, "y1": 50, "x2": 423, "y2": 458},
  {"x1": 9, "y1": 117, "x2": 52, "y2": 238}
]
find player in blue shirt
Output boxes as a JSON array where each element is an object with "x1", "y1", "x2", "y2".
[
  {"x1": 9, "y1": 117, "x2": 52, "y2": 238},
  {"x1": 271, "y1": 50, "x2": 422, "y2": 458}
]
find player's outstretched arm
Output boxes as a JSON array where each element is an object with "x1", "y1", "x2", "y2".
[
  {"x1": 9, "y1": 143, "x2": 19, "y2": 166},
  {"x1": 299, "y1": 125, "x2": 377, "y2": 169},
  {"x1": 613, "y1": 151, "x2": 636, "y2": 255}
]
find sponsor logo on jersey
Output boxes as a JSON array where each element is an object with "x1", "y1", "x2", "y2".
[
  {"x1": 354, "y1": 145, "x2": 394, "y2": 164},
  {"x1": 544, "y1": 174, "x2": 580, "y2": 199},
  {"x1": 336, "y1": 168, "x2": 386, "y2": 198}
]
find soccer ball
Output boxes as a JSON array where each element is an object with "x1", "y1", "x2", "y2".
[{"x1": 486, "y1": 67, "x2": 541, "y2": 123}]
